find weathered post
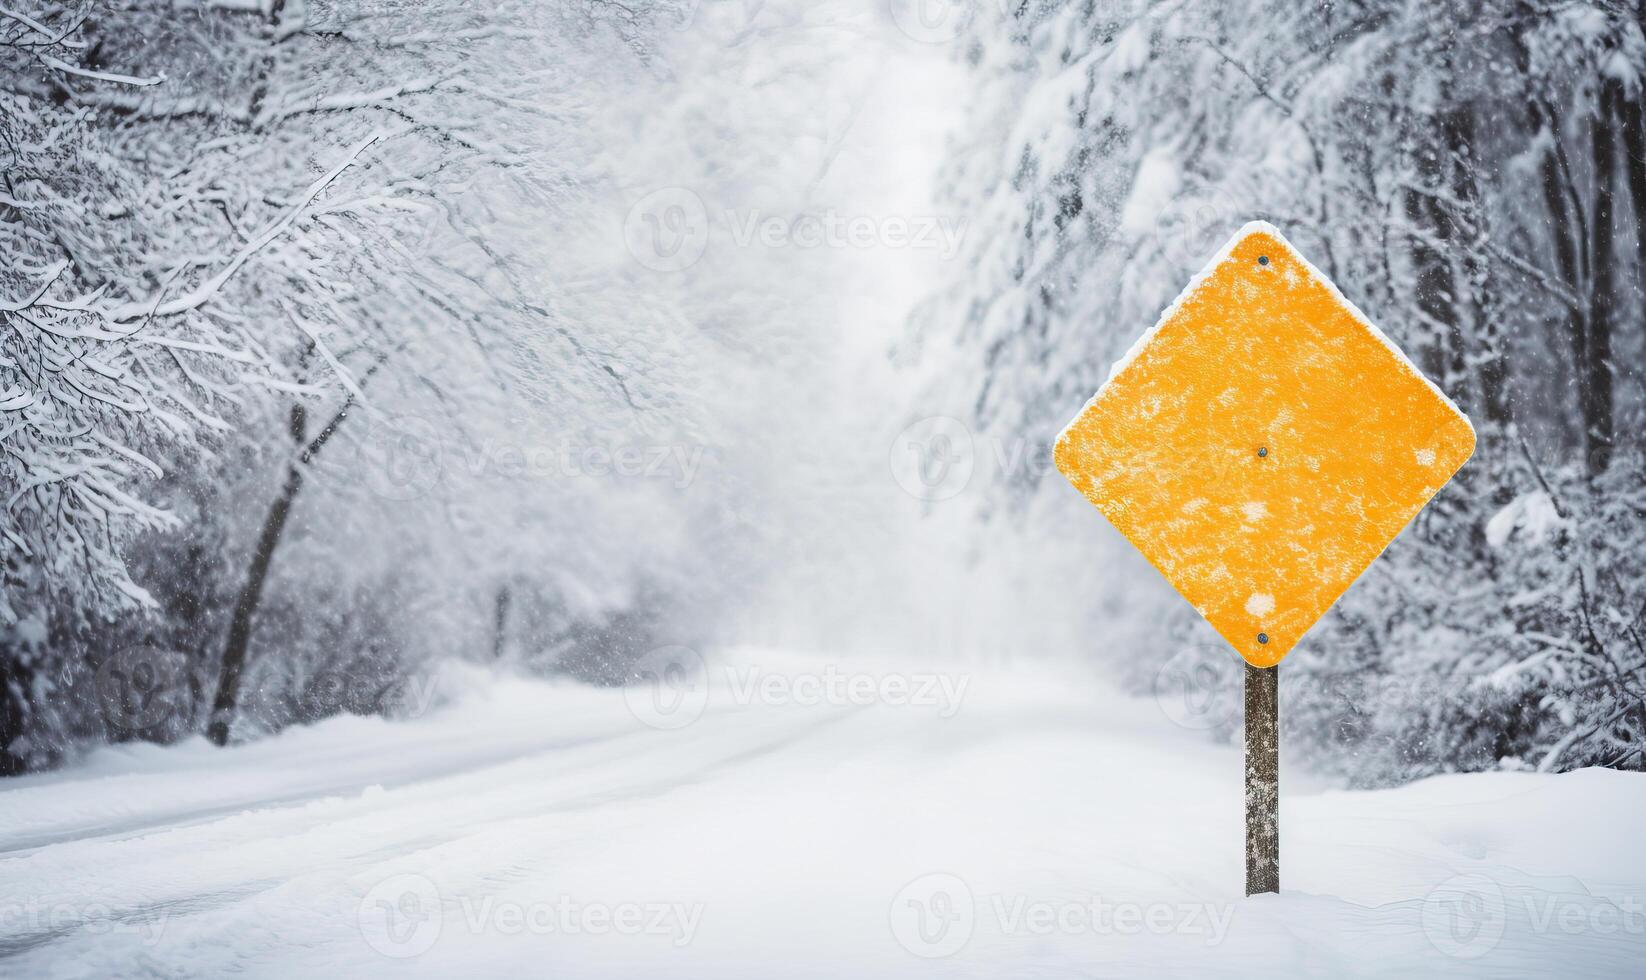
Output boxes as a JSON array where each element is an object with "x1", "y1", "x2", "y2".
[{"x1": 1244, "y1": 662, "x2": 1279, "y2": 895}]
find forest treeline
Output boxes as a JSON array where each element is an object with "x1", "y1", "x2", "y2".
[
  {"x1": 5, "y1": 0, "x2": 1645, "y2": 784},
  {"x1": 921, "y1": 0, "x2": 1646, "y2": 783},
  {"x1": 1, "y1": 0, "x2": 723, "y2": 774}
]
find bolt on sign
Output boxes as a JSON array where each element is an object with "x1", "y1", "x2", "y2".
[
  {"x1": 1055, "y1": 222, "x2": 1474, "y2": 666},
  {"x1": 1053, "y1": 222, "x2": 1474, "y2": 894}
]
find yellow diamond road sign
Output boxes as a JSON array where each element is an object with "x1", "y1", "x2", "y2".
[{"x1": 1054, "y1": 222, "x2": 1475, "y2": 667}]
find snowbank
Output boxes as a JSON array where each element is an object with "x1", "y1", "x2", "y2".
[{"x1": 1, "y1": 651, "x2": 1641, "y2": 977}]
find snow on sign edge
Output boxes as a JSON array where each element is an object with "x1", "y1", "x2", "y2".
[
  {"x1": 1051, "y1": 220, "x2": 1477, "y2": 665},
  {"x1": 1056, "y1": 221, "x2": 1476, "y2": 452}
]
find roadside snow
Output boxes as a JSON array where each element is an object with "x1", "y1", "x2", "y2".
[{"x1": 1, "y1": 650, "x2": 1641, "y2": 978}]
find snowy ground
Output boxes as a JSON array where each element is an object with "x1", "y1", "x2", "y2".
[{"x1": 2, "y1": 649, "x2": 1643, "y2": 978}]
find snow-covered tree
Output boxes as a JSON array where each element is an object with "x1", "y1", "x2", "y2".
[{"x1": 2, "y1": 0, "x2": 728, "y2": 768}]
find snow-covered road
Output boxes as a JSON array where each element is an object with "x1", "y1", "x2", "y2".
[{"x1": 3, "y1": 650, "x2": 1643, "y2": 978}]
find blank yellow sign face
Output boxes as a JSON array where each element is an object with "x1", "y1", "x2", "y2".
[{"x1": 1055, "y1": 223, "x2": 1474, "y2": 667}]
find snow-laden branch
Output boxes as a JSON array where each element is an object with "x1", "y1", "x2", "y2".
[
  {"x1": 40, "y1": 54, "x2": 164, "y2": 86},
  {"x1": 0, "y1": 260, "x2": 68, "y2": 311},
  {"x1": 112, "y1": 133, "x2": 385, "y2": 323}
]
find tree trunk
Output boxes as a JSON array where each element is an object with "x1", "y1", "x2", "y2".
[
  {"x1": 0, "y1": 645, "x2": 31, "y2": 776},
  {"x1": 1444, "y1": 104, "x2": 1508, "y2": 426},
  {"x1": 1402, "y1": 34, "x2": 1471, "y2": 402},
  {"x1": 493, "y1": 585, "x2": 512, "y2": 660},
  {"x1": 1624, "y1": 94, "x2": 1646, "y2": 273},
  {"x1": 1530, "y1": 98, "x2": 1592, "y2": 457},
  {"x1": 1404, "y1": 153, "x2": 1463, "y2": 392},
  {"x1": 1585, "y1": 80, "x2": 1621, "y2": 477},
  {"x1": 206, "y1": 464, "x2": 303, "y2": 746},
  {"x1": 1619, "y1": 90, "x2": 1646, "y2": 436},
  {"x1": 206, "y1": 402, "x2": 352, "y2": 746}
]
